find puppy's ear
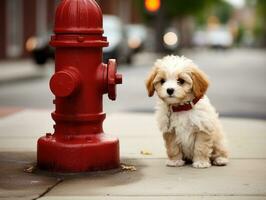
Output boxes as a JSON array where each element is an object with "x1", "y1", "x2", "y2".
[
  {"x1": 189, "y1": 66, "x2": 209, "y2": 98},
  {"x1": 146, "y1": 67, "x2": 158, "y2": 97}
]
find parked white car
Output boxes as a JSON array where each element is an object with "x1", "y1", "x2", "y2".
[
  {"x1": 207, "y1": 27, "x2": 233, "y2": 48},
  {"x1": 126, "y1": 24, "x2": 148, "y2": 52},
  {"x1": 193, "y1": 27, "x2": 233, "y2": 48},
  {"x1": 103, "y1": 15, "x2": 133, "y2": 64}
]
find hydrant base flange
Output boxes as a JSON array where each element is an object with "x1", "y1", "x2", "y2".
[{"x1": 37, "y1": 134, "x2": 119, "y2": 172}]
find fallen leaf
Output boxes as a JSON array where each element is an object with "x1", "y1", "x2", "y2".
[
  {"x1": 24, "y1": 165, "x2": 37, "y2": 173},
  {"x1": 120, "y1": 163, "x2": 137, "y2": 171},
  {"x1": 140, "y1": 150, "x2": 152, "y2": 155}
]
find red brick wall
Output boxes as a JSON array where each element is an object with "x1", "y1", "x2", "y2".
[
  {"x1": 98, "y1": 0, "x2": 119, "y2": 15},
  {"x1": 47, "y1": 0, "x2": 58, "y2": 31},
  {"x1": 22, "y1": 0, "x2": 36, "y2": 57},
  {"x1": 131, "y1": 2, "x2": 142, "y2": 23},
  {"x1": 97, "y1": 0, "x2": 142, "y2": 23},
  {"x1": 0, "y1": 0, "x2": 6, "y2": 59}
]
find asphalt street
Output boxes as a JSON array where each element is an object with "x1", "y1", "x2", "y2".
[{"x1": 0, "y1": 48, "x2": 265, "y2": 119}]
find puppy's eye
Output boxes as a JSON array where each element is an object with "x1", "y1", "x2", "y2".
[
  {"x1": 177, "y1": 78, "x2": 185, "y2": 85},
  {"x1": 160, "y1": 79, "x2": 165, "y2": 85}
]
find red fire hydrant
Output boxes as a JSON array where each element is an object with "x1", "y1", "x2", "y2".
[{"x1": 37, "y1": 0, "x2": 122, "y2": 172}]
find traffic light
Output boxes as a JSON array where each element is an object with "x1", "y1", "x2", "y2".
[{"x1": 145, "y1": 0, "x2": 161, "y2": 13}]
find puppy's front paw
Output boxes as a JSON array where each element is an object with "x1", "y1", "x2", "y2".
[
  {"x1": 192, "y1": 161, "x2": 211, "y2": 168},
  {"x1": 213, "y1": 157, "x2": 229, "y2": 166},
  {"x1": 166, "y1": 159, "x2": 185, "y2": 167}
]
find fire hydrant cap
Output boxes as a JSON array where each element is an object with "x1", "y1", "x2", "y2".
[
  {"x1": 54, "y1": 0, "x2": 103, "y2": 34},
  {"x1": 50, "y1": 69, "x2": 81, "y2": 97}
]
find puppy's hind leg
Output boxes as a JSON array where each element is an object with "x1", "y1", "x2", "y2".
[
  {"x1": 163, "y1": 131, "x2": 185, "y2": 167},
  {"x1": 212, "y1": 140, "x2": 229, "y2": 166}
]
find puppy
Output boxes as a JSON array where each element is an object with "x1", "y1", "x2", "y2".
[{"x1": 146, "y1": 55, "x2": 229, "y2": 168}]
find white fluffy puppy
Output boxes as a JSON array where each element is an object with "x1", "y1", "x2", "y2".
[{"x1": 146, "y1": 55, "x2": 229, "y2": 168}]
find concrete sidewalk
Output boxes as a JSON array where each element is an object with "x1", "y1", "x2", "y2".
[
  {"x1": 0, "y1": 109, "x2": 266, "y2": 200},
  {"x1": 0, "y1": 60, "x2": 47, "y2": 84}
]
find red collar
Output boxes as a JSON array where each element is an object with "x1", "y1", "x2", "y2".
[{"x1": 171, "y1": 96, "x2": 202, "y2": 112}]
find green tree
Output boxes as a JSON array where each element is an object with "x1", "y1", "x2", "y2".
[
  {"x1": 196, "y1": 0, "x2": 233, "y2": 26},
  {"x1": 256, "y1": 0, "x2": 266, "y2": 16},
  {"x1": 164, "y1": 0, "x2": 214, "y2": 18},
  {"x1": 164, "y1": 0, "x2": 216, "y2": 47},
  {"x1": 254, "y1": 0, "x2": 266, "y2": 46},
  {"x1": 135, "y1": 0, "x2": 220, "y2": 49}
]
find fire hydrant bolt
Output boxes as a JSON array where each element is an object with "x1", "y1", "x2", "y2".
[{"x1": 116, "y1": 74, "x2": 123, "y2": 84}]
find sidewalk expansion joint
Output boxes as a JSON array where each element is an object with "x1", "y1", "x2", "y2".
[{"x1": 32, "y1": 178, "x2": 63, "y2": 200}]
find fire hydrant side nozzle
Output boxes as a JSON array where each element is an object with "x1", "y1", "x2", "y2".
[
  {"x1": 37, "y1": 0, "x2": 122, "y2": 172},
  {"x1": 50, "y1": 67, "x2": 81, "y2": 97}
]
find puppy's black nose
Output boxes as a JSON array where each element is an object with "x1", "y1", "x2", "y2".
[{"x1": 167, "y1": 88, "x2": 174, "y2": 95}]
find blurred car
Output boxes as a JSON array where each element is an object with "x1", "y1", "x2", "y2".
[
  {"x1": 207, "y1": 27, "x2": 233, "y2": 48},
  {"x1": 193, "y1": 27, "x2": 233, "y2": 49},
  {"x1": 25, "y1": 15, "x2": 133, "y2": 65},
  {"x1": 193, "y1": 30, "x2": 208, "y2": 47},
  {"x1": 103, "y1": 15, "x2": 133, "y2": 64},
  {"x1": 126, "y1": 24, "x2": 148, "y2": 53},
  {"x1": 25, "y1": 34, "x2": 54, "y2": 65}
]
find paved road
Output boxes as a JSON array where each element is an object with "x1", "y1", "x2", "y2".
[{"x1": 0, "y1": 48, "x2": 265, "y2": 119}]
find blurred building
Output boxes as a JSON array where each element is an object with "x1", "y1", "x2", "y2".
[
  {"x1": 0, "y1": 0, "x2": 141, "y2": 61},
  {"x1": 0, "y1": 0, "x2": 60, "y2": 60},
  {"x1": 97, "y1": 0, "x2": 141, "y2": 23}
]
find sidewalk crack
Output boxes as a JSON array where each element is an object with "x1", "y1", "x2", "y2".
[{"x1": 32, "y1": 178, "x2": 63, "y2": 200}]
